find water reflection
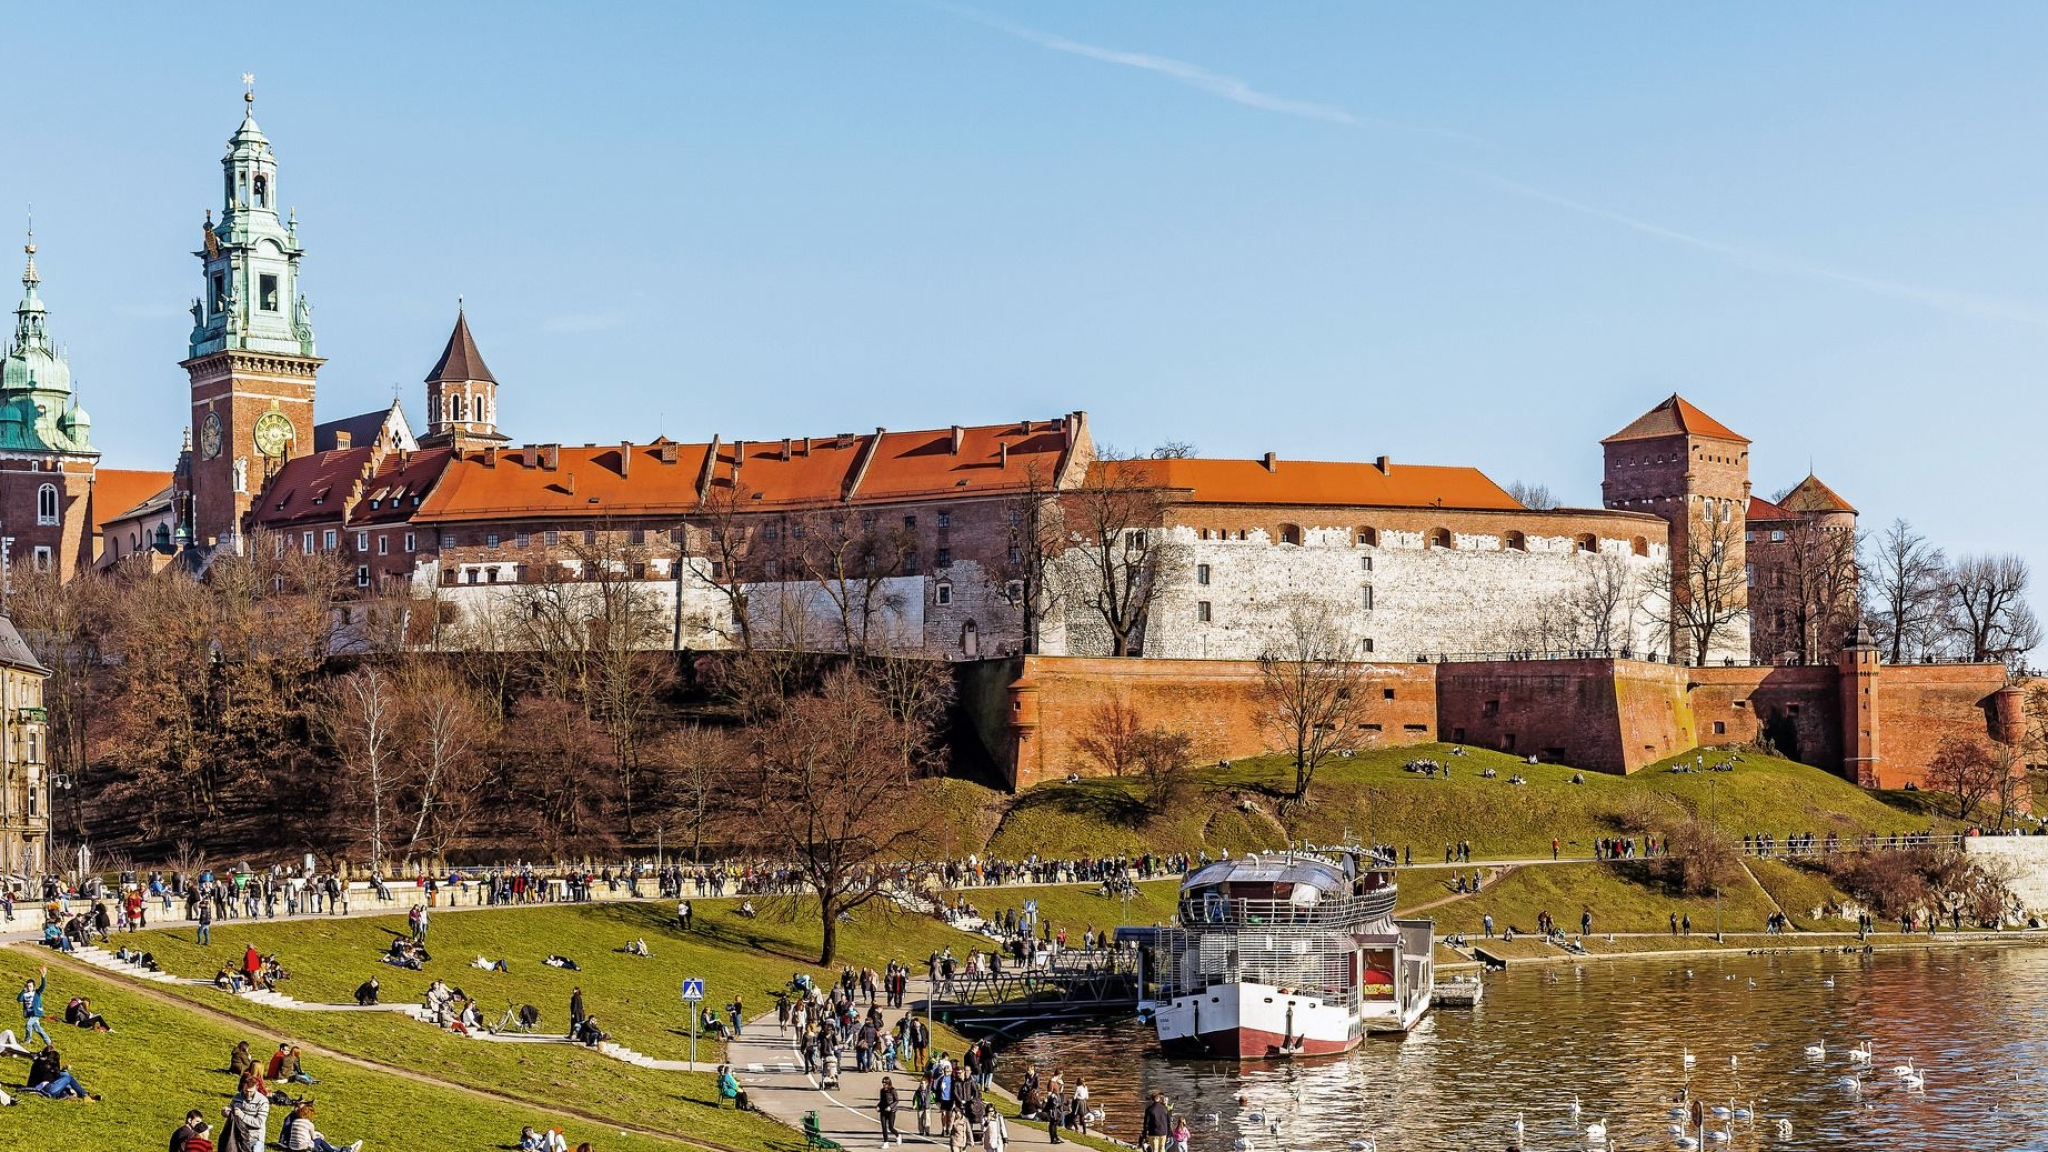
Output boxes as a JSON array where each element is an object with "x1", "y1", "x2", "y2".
[{"x1": 997, "y1": 946, "x2": 2048, "y2": 1151}]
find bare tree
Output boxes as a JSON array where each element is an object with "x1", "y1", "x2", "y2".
[
  {"x1": 796, "y1": 511, "x2": 915, "y2": 656},
  {"x1": 742, "y1": 666, "x2": 935, "y2": 964},
  {"x1": 1074, "y1": 695, "x2": 1147, "y2": 778},
  {"x1": 1866, "y1": 518, "x2": 1948, "y2": 664},
  {"x1": 1254, "y1": 597, "x2": 1370, "y2": 803},
  {"x1": 994, "y1": 460, "x2": 1068, "y2": 655},
  {"x1": 1133, "y1": 724, "x2": 1198, "y2": 816},
  {"x1": 688, "y1": 478, "x2": 759, "y2": 651},
  {"x1": 1654, "y1": 510, "x2": 1748, "y2": 665},
  {"x1": 315, "y1": 667, "x2": 403, "y2": 875},
  {"x1": 1923, "y1": 733, "x2": 2004, "y2": 821},
  {"x1": 1064, "y1": 450, "x2": 1185, "y2": 657},
  {"x1": 1506, "y1": 481, "x2": 1559, "y2": 510},
  {"x1": 1568, "y1": 552, "x2": 1642, "y2": 653},
  {"x1": 1944, "y1": 553, "x2": 2040, "y2": 668},
  {"x1": 655, "y1": 723, "x2": 738, "y2": 865},
  {"x1": 1752, "y1": 517, "x2": 1861, "y2": 664},
  {"x1": 393, "y1": 662, "x2": 493, "y2": 858},
  {"x1": 867, "y1": 654, "x2": 955, "y2": 777}
]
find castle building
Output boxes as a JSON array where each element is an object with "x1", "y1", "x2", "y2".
[
  {"x1": 182, "y1": 87, "x2": 321, "y2": 550},
  {"x1": 1747, "y1": 474, "x2": 1860, "y2": 664},
  {"x1": 0, "y1": 612, "x2": 50, "y2": 874}
]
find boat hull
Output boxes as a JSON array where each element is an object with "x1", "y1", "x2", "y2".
[{"x1": 1154, "y1": 981, "x2": 1361, "y2": 1059}]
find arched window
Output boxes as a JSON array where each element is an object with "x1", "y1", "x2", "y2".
[
  {"x1": 1355, "y1": 526, "x2": 1378, "y2": 547},
  {"x1": 1631, "y1": 535, "x2": 1649, "y2": 557},
  {"x1": 1575, "y1": 533, "x2": 1597, "y2": 554},
  {"x1": 961, "y1": 619, "x2": 980, "y2": 657},
  {"x1": 1427, "y1": 527, "x2": 1453, "y2": 550},
  {"x1": 1278, "y1": 523, "x2": 1302, "y2": 546},
  {"x1": 475, "y1": 395, "x2": 488, "y2": 423},
  {"x1": 451, "y1": 394, "x2": 467, "y2": 422},
  {"x1": 1504, "y1": 530, "x2": 1527, "y2": 552},
  {"x1": 253, "y1": 175, "x2": 268, "y2": 208},
  {"x1": 36, "y1": 483, "x2": 57, "y2": 526}
]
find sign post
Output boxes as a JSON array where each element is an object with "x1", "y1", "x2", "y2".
[{"x1": 681, "y1": 977, "x2": 706, "y2": 1069}]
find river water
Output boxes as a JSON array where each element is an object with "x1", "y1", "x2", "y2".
[{"x1": 998, "y1": 945, "x2": 2048, "y2": 1151}]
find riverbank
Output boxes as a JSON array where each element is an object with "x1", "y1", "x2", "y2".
[{"x1": 1437, "y1": 925, "x2": 2048, "y2": 970}]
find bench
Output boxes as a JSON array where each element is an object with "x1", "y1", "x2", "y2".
[{"x1": 803, "y1": 1110, "x2": 845, "y2": 1152}]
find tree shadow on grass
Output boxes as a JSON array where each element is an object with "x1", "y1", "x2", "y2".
[{"x1": 1008, "y1": 780, "x2": 1148, "y2": 830}]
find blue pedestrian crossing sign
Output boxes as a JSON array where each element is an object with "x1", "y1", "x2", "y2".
[{"x1": 681, "y1": 977, "x2": 706, "y2": 1001}]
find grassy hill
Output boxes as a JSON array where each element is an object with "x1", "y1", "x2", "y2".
[{"x1": 963, "y1": 744, "x2": 1956, "y2": 860}]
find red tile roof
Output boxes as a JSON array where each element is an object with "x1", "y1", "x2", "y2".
[
  {"x1": 92, "y1": 468, "x2": 175, "y2": 532},
  {"x1": 1097, "y1": 456, "x2": 1522, "y2": 511},
  {"x1": 1778, "y1": 473, "x2": 1857, "y2": 515},
  {"x1": 428, "y1": 311, "x2": 496, "y2": 384},
  {"x1": 355, "y1": 447, "x2": 455, "y2": 524},
  {"x1": 1746, "y1": 495, "x2": 1794, "y2": 522},
  {"x1": 415, "y1": 420, "x2": 1078, "y2": 523},
  {"x1": 1602, "y1": 394, "x2": 1748, "y2": 445},
  {"x1": 251, "y1": 448, "x2": 374, "y2": 529}
]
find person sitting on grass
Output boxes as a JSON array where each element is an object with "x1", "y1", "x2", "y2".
[
  {"x1": 618, "y1": 938, "x2": 651, "y2": 957},
  {"x1": 215, "y1": 966, "x2": 246, "y2": 994},
  {"x1": 353, "y1": 978, "x2": 380, "y2": 1007},
  {"x1": 470, "y1": 955, "x2": 510, "y2": 972},
  {"x1": 573, "y1": 1014, "x2": 609, "y2": 1047},
  {"x1": 40, "y1": 920, "x2": 70, "y2": 952},
  {"x1": 279, "y1": 1101, "x2": 364, "y2": 1152},
  {"x1": 170, "y1": 1108, "x2": 209, "y2": 1152},
  {"x1": 221, "y1": 1074, "x2": 271, "y2": 1151},
  {"x1": 453, "y1": 999, "x2": 483, "y2": 1036},
  {"x1": 62, "y1": 996, "x2": 110, "y2": 1032},
  {"x1": 518, "y1": 1127, "x2": 570, "y2": 1152},
  {"x1": 229, "y1": 1041, "x2": 258, "y2": 1080},
  {"x1": 543, "y1": 954, "x2": 580, "y2": 971},
  {"x1": 384, "y1": 940, "x2": 426, "y2": 970},
  {"x1": 178, "y1": 1118, "x2": 217, "y2": 1152},
  {"x1": 0, "y1": 1028, "x2": 32, "y2": 1057},
  {"x1": 24, "y1": 1045, "x2": 97, "y2": 1100}
]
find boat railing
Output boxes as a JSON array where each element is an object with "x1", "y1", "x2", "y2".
[{"x1": 1178, "y1": 887, "x2": 1398, "y2": 927}]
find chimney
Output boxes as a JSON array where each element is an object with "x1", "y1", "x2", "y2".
[
  {"x1": 522, "y1": 447, "x2": 538, "y2": 468},
  {"x1": 482, "y1": 447, "x2": 498, "y2": 467},
  {"x1": 620, "y1": 442, "x2": 632, "y2": 478},
  {"x1": 735, "y1": 440, "x2": 746, "y2": 466},
  {"x1": 1375, "y1": 456, "x2": 1391, "y2": 475},
  {"x1": 803, "y1": 436, "x2": 813, "y2": 455},
  {"x1": 656, "y1": 441, "x2": 678, "y2": 465},
  {"x1": 951, "y1": 425, "x2": 964, "y2": 455},
  {"x1": 563, "y1": 471, "x2": 576, "y2": 495},
  {"x1": 782, "y1": 437, "x2": 793, "y2": 459},
  {"x1": 1261, "y1": 452, "x2": 1277, "y2": 472},
  {"x1": 999, "y1": 442, "x2": 1009, "y2": 469},
  {"x1": 541, "y1": 445, "x2": 559, "y2": 470},
  {"x1": 334, "y1": 431, "x2": 352, "y2": 449}
]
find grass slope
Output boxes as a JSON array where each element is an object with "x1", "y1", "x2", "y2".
[
  {"x1": 0, "y1": 949, "x2": 691, "y2": 1152},
  {"x1": 983, "y1": 745, "x2": 1954, "y2": 861},
  {"x1": 1425, "y1": 862, "x2": 1779, "y2": 936}
]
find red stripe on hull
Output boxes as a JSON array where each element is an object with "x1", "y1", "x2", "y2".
[{"x1": 1183, "y1": 1024, "x2": 1357, "y2": 1060}]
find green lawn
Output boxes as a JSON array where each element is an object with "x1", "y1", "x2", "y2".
[
  {"x1": 950, "y1": 880, "x2": 1181, "y2": 935},
  {"x1": 0, "y1": 948, "x2": 696, "y2": 1152},
  {"x1": 982, "y1": 744, "x2": 1956, "y2": 861},
  {"x1": 1424, "y1": 861, "x2": 1780, "y2": 937}
]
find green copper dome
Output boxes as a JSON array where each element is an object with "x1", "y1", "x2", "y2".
[{"x1": 0, "y1": 235, "x2": 93, "y2": 456}]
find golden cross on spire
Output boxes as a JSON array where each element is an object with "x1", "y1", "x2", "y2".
[{"x1": 242, "y1": 72, "x2": 256, "y2": 105}]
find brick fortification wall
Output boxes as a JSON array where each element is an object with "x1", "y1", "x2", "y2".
[{"x1": 981, "y1": 655, "x2": 2023, "y2": 792}]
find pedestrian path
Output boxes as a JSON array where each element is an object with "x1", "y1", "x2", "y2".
[{"x1": 725, "y1": 1006, "x2": 1102, "y2": 1152}]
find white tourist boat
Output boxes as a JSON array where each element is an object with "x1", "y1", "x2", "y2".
[{"x1": 1139, "y1": 850, "x2": 1432, "y2": 1059}]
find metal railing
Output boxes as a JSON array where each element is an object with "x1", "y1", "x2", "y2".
[{"x1": 1178, "y1": 886, "x2": 1398, "y2": 928}]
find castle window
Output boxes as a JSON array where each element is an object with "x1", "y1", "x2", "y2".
[
  {"x1": 1361, "y1": 585, "x2": 1374, "y2": 611},
  {"x1": 486, "y1": 533, "x2": 500, "y2": 548},
  {"x1": 253, "y1": 174, "x2": 268, "y2": 207},
  {"x1": 260, "y1": 274, "x2": 279, "y2": 312},
  {"x1": 476, "y1": 396, "x2": 489, "y2": 423},
  {"x1": 1771, "y1": 530, "x2": 1785, "y2": 542},
  {"x1": 1356, "y1": 527, "x2": 1378, "y2": 547},
  {"x1": 323, "y1": 529, "x2": 338, "y2": 551},
  {"x1": 377, "y1": 535, "x2": 389, "y2": 556},
  {"x1": 1631, "y1": 536, "x2": 1649, "y2": 557},
  {"x1": 937, "y1": 511, "x2": 951, "y2": 529},
  {"x1": 405, "y1": 533, "x2": 416, "y2": 553},
  {"x1": 31, "y1": 545, "x2": 49, "y2": 571},
  {"x1": 936, "y1": 547, "x2": 953, "y2": 569},
  {"x1": 1196, "y1": 564, "x2": 1211, "y2": 585},
  {"x1": 1196, "y1": 600, "x2": 1212, "y2": 623},
  {"x1": 451, "y1": 395, "x2": 467, "y2": 422},
  {"x1": 904, "y1": 515, "x2": 917, "y2": 530},
  {"x1": 545, "y1": 531, "x2": 559, "y2": 546},
  {"x1": 764, "y1": 559, "x2": 779, "y2": 579},
  {"x1": 1278, "y1": 523, "x2": 1302, "y2": 546},
  {"x1": 303, "y1": 531, "x2": 314, "y2": 553},
  {"x1": 1383, "y1": 688, "x2": 1396, "y2": 700},
  {"x1": 515, "y1": 532, "x2": 531, "y2": 548},
  {"x1": 1504, "y1": 530, "x2": 1527, "y2": 552},
  {"x1": 211, "y1": 273, "x2": 225, "y2": 312},
  {"x1": 1361, "y1": 556, "x2": 1373, "y2": 573},
  {"x1": 356, "y1": 565, "x2": 370, "y2": 588},
  {"x1": 1575, "y1": 533, "x2": 1597, "y2": 553},
  {"x1": 356, "y1": 531, "x2": 369, "y2": 552},
  {"x1": 935, "y1": 580, "x2": 953, "y2": 606},
  {"x1": 1007, "y1": 545, "x2": 1021, "y2": 564},
  {"x1": 1427, "y1": 528, "x2": 1453, "y2": 550},
  {"x1": 35, "y1": 484, "x2": 57, "y2": 525},
  {"x1": 1360, "y1": 638, "x2": 1375, "y2": 654}
]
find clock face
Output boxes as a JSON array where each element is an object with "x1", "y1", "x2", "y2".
[
  {"x1": 199, "y1": 412, "x2": 224, "y2": 460},
  {"x1": 252, "y1": 411, "x2": 294, "y2": 459}
]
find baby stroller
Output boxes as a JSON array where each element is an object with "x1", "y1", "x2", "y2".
[{"x1": 819, "y1": 1048, "x2": 842, "y2": 1091}]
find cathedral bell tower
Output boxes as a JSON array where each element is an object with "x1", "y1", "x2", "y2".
[
  {"x1": 419, "y1": 306, "x2": 508, "y2": 451},
  {"x1": 182, "y1": 78, "x2": 321, "y2": 549}
]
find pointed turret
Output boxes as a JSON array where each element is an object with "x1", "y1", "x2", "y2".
[
  {"x1": 421, "y1": 305, "x2": 508, "y2": 450},
  {"x1": 0, "y1": 229, "x2": 91, "y2": 455}
]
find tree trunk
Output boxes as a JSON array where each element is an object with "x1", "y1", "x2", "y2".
[{"x1": 817, "y1": 895, "x2": 840, "y2": 965}]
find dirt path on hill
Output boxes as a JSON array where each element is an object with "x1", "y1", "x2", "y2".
[
  {"x1": 25, "y1": 943, "x2": 763, "y2": 1152},
  {"x1": 1403, "y1": 864, "x2": 1520, "y2": 915}
]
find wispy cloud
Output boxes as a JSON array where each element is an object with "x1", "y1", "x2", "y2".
[
  {"x1": 929, "y1": 2, "x2": 1474, "y2": 140},
  {"x1": 1463, "y1": 170, "x2": 2048, "y2": 328}
]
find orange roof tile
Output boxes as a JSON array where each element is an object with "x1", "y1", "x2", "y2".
[
  {"x1": 354, "y1": 447, "x2": 455, "y2": 524},
  {"x1": 1778, "y1": 474, "x2": 1857, "y2": 515},
  {"x1": 92, "y1": 468, "x2": 174, "y2": 531},
  {"x1": 417, "y1": 443, "x2": 712, "y2": 522},
  {"x1": 1602, "y1": 394, "x2": 1748, "y2": 445},
  {"x1": 251, "y1": 448, "x2": 374, "y2": 530},
  {"x1": 846, "y1": 424, "x2": 1069, "y2": 503},
  {"x1": 1096, "y1": 456, "x2": 1522, "y2": 511},
  {"x1": 1746, "y1": 495, "x2": 1794, "y2": 522}
]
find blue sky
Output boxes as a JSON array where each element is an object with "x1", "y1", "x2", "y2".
[{"x1": 13, "y1": 2, "x2": 2045, "y2": 582}]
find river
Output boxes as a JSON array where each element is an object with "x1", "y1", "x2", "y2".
[{"x1": 997, "y1": 944, "x2": 2048, "y2": 1151}]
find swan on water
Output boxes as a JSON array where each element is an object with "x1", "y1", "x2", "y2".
[
  {"x1": 1892, "y1": 1058, "x2": 1916, "y2": 1078},
  {"x1": 1822, "y1": 977, "x2": 1835, "y2": 987},
  {"x1": 1673, "y1": 1136, "x2": 1700, "y2": 1150},
  {"x1": 1730, "y1": 1054, "x2": 1740, "y2": 1069},
  {"x1": 1200, "y1": 1114, "x2": 1221, "y2": 1125},
  {"x1": 1513, "y1": 1113, "x2": 1525, "y2": 1143},
  {"x1": 1709, "y1": 1104, "x2": 1731, "y2": 1118},
  {"x1": 1569, "y1": 1094, "x2": 1581, "y2": 1117},
  {"x1": 1247, "y1": 1113, "x2": 1265, "y2": 1125},
  {"x1": 1777, "y1": 1119, "x2": 1794, "y2": 1138},
  {"x1": 1346, "y1": 1141, "x2": 1377, "y2": 1152},
  {"x1": 1706, "y1": 1127, "x2": 1731, "y2": 1143},
  {"x1": 1232, "y1": 1139, "x2": 1252, "y2": 1152},
  {"x1": 1804, "y1": 1040, "x2": 1826, "y2": 1058},
  {"x1": 1903, "y1": 1069, "x2": 1926, "y2": 1091},
  {"x1": 1838, "y1": 1076, "x2": 1862, "y2": 1094},
  {"x1": 1847, "y1": 1041, "x2": 1872, "y2": 1064},
  {"x1": 1586, "y1": 1117, "x2": 1608, "y2": 1143},
  {"x1": 1682, "y1": 1047, "x2": 1697, "y2": 1069},
  {"x1": 1732, "y1": 1102, "x2": 1753, "y2": 1121}
]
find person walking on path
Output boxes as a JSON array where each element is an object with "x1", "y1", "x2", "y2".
[
  {"x1": 19, "y1": 966, "x2": 50, "y2": 1047},
  {"x1": 946, "y1": 1100, "x2": 971, "y2": 1152},
  {"x1": 196, "y1": 901, "x2": 213, "y2": 946},
  {"x1": 568, "y1": 988, "x2": 585, "y2": 1038},
  {"x1": 1143, "y1": 1092, "x2": 1172, "y2": 1152},
  {"x1": 982, "y1": 1106, "x2": 1007, "y2": 1152},
  {"x1": 878, "y1": 1076, "x2": 901, "y2": 1146},
  {"x1": 1043, "y1": 1088, "x2": 1064, "y2": 1145}
]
